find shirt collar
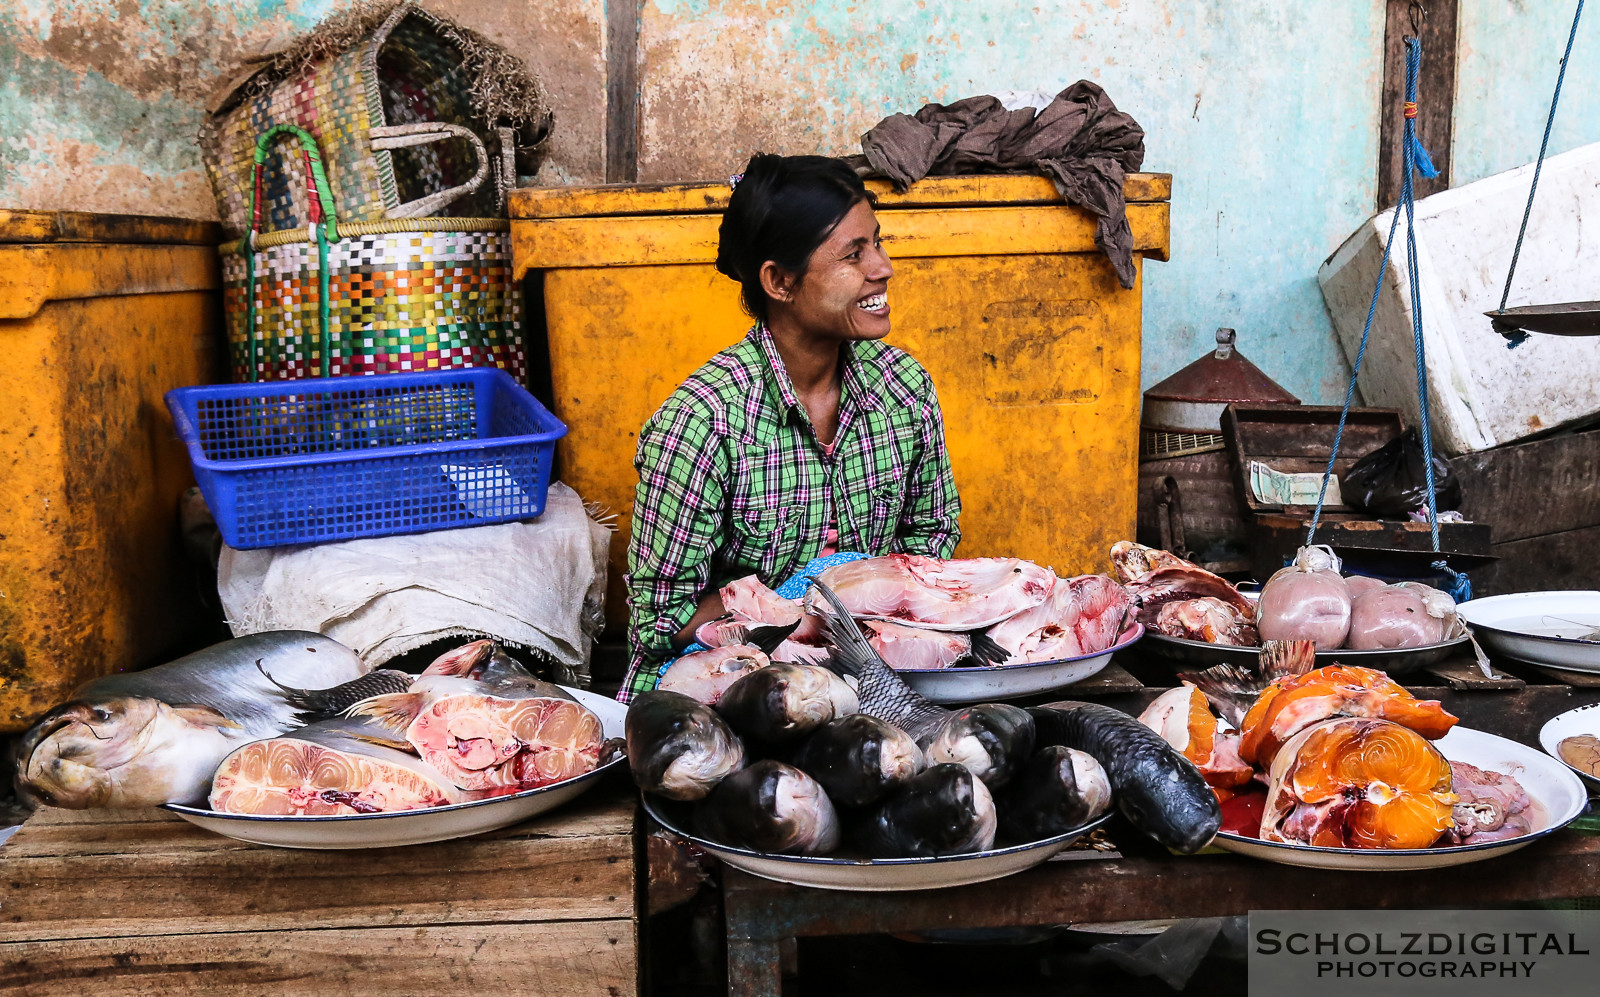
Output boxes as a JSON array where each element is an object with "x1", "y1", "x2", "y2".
[{"x1": 749, "y1": 323, "x2": 882, "y2": 424}]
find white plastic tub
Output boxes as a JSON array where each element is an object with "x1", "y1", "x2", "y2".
[{"x1": 1319, "y1": 141, "x2": 1600, "y2": 455}]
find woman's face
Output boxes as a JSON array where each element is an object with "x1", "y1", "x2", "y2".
[{"x1": 773, "y1": 200, "x2": 894, "y2": 342}]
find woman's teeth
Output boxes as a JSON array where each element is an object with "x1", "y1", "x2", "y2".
[{"x1": 857, "y1": 293, "x2": 887, "y2": 311}]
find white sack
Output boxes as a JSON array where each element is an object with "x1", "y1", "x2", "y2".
[{"x1": 219, "y1": 483, "x2": 611, "y2": 681}]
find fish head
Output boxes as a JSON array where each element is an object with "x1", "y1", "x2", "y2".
[{"x1": 17, "y1": 697, "x2": 238, "y2": 808}]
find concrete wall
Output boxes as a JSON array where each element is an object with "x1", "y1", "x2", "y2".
[{"x1": 2, "y1": 0, "x2": 1597, "y2": 403}]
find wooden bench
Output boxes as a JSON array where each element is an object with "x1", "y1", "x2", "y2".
[{"x1": 0, "y1": 773, "x2": 640, "y2": 996}]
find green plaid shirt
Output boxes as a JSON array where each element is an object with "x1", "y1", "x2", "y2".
[{"x1": 621, "y1": 324, "x2": 961, "y2": 701}]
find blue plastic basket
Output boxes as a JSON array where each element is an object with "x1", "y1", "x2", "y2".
[{"x1": 166, "y1": 369, "x2": 567, "y2": 549}]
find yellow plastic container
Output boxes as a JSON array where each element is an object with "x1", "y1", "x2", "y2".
[
  {"x1": 509, "y1": 175, "x2": 1171, "y2": 626},
  {"x1": 0, "y1": 211, "x2": 225, "y2": 731}
]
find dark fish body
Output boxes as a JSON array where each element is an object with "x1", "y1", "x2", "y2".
[
  {"x1": 626, "y1": 691, "x2": 745, "y2": 801},
  {"x1": 1029, "y1": 701, "x2": 1221, "y2": 853},
  {"x1": 853, "y1": 763, "x2": 997, "y2": 858},
  {"x1": 810, "y1": 579, "x2": 1034, "y2": 787},
  {"x1": 794, "y1": 714, "x2": 925, "y2": 808},
  {"x1": 924, "y1": 704, "x2": 1035, "y2": 789},
  {"x1": 995, "y1": 745, "x2": 1113, "y2": 842},
  {"x1": 714, "y1": 663, "x2": 859, "y2": 747},
  {"x1": 695, "y1": 760, "x2": 840, "y2": 855}
]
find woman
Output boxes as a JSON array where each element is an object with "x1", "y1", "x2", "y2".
[{"x1": 620, "y1": 154, "x2": 961, "y2": 702}]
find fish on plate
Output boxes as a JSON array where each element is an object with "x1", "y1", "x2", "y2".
[
  {"x1": 626, "y1": 690, "x2": 745, "y2": 801},
  {"x1": 994, "y1": 745, "x2": 1112, "y2": 841},
  {"x1": 810, "y1": 579, "x2": 1035, "y2": 788},
  {"x1": 658, "y1": 645, "x2": 771, "y2": 705},
  {"x1": 852, "y1": 762, "x2": 997, "y2": 858},
  {"x1": 1137, "y1": 683, "x2": 1254, "y2": 801},
  {"x1": 861, "y1": 620, "x2": 1008, "y2": 670},
  {"x1": 985, "y1": 574, "x2": 1133, "y2": 663},
  {"x1": 720, "y1": 574, "x2": 828, "y2": 645},
  {"x1": 1154, "y1": 597, "x2": 1258, "y2": 646},
  {"x1": 1111, "y1": 543, "x2": 1255, "y2": 631},
  {"x1": 16, "y1": 631, "x2": 370, "y2": 808},
  {"x1": 349, "y1": 642, "x2": 604, "y2": 792},
  {"x1": 209, "y1": 717, "x2": 476, "y2": 816},
  {"x1": 713, "y1": 662, "x2": 859, "y2": 748},
  {"x1": 695, "y1": 759, "x2": 841, "y2": 855},
  {"x1": 793, "y1": 714, "x2": 926, "y2": 809},
  {"x1": 806, "y1": 555, "x2": 1055, "y2": 630}
]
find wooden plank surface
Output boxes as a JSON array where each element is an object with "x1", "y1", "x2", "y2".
[
  {"x1": 1378, "y1": 0, "x2": 1456, "y2": 208},
  {"x1": 0, "y1": 780, "x2": 637, "y2": 942},
  {"x1": 0, "y1": 920, "x2": 636, "y2": 997},
  {"x1": 1450, "y1": 429, "x2": 1600, "y2": 542},
  {"x1": 0, "y1": 210, "x2": 221, "y2": 246},
  {"x1": 510, "y1": 172, "x2": 1173, "y2": 219},
  {"x1": 1470, "y1": 525, "x2": 1600, "y2": 597}
]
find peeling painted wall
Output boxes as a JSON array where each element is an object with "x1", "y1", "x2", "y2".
[
  {"x1": 0, "y1": 0, "x2": 607, "y2": 217},
  {"x1": 3, "y1": 0, "x2": 1598, "y2": 404}
]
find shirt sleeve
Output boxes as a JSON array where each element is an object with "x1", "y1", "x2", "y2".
[
  {"x1": 621, "y1": 396, "x2": 728, "y2": 701},
  {"x1": 895, "y1": 378, "x2": 961, "y2": 558}
]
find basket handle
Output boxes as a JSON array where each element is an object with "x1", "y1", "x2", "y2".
[
  {"x1": 242, "y1": 124, "x2": 339, "y2": 381},
  {"x1": 370, "y1": 122, "x2": 490, "y2": 218}
]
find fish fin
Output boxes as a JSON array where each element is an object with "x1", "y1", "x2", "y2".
[
  {"x1": 345, "y1": 730, "x2": 419, "y2": 754},
  {"x1": 169, "y1": 704, "x2": 243, "y2": 730},
  {"x1": 1259, "y1": 639, "x2": 1316, "y2": 681},
  {"x1": 420, "y1": 639, "x2": 496, "y2": 678},
  {"x1": 967, "y1": 630, "x2": 1011, "y2": 666},
  {"x1": 808, "y1": 579, "x2": 883, "y2": 677},
  {"x1": 743, "y1": 620, "x2": 801, "y2": 655},
  {"x1": 344, "y1": 692, "x2": 425, "y2": 732},
  {"x1": 1177, "y1": 664, "x2": 1261, "y2": 729}
]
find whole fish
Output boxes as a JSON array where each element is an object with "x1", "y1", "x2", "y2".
[
  {"x1": 348, "y1": 641, "x2": 603, "y2": 791},
  {"x1": 810, "y1": 579, "x2": 1035, "y2": 788},
  {"x1": 695, "y1": 759, "x2": 841, "y2": 855},
  {"x1": 658, "y1": 645, "x2": 770, "y2": 705},
  {"x1": 995, "y1": 745, "x2": 1112, "y2": 842},
  {"x1": 626, "y1": 690, "x2": 745, "y2": 800},
  {"x1": 793, "y1": 714, "x2": 925, "y2": 808},
  {"x1": 808, "y1": 555, "x2": 1054, "y2": 630},
  {"x1": 852, "y1": 763, "x2": 997, "y2": 858},
  {"x1": 713, "y1": 662, "x2": 859, "y2": 747},
  {"x1": 1028, "y1": 701, "x2": 1221, "y2": 853},
  {"x1": 210, "y1": 716, "x2": 474, "y2": 815},
  {"x1": 16, "y1": 631, "x2": 370, "y2": 808}
]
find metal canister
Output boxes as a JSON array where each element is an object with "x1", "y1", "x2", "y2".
[{"x1": 1136, "y1": 328, "x2": 1299, "y2": 571}]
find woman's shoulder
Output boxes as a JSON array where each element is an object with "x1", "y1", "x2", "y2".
[{"x1": 852, "y1": 339, "x2": 939, "y2": 403}]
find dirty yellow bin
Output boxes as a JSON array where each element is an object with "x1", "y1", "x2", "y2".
[
  {"x1": 509, "y1": 175, "x2": 1171, "y2": 626},
  {"x1": 0, "y1": 211, "x2": 225, "y2": 731}
]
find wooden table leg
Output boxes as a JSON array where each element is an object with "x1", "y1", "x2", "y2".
[{"x1": 726, "y1": 935, "x2": 784, "y2": 997}]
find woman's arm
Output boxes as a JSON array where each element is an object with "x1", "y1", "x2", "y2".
[
  {"x1": 896, "y1": 381, "x2": 962, "y2": 557},
  {"x1": 623, "y1": 398, "x2": 729, "y2": 699}
]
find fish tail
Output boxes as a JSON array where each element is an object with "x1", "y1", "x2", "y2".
[
  {"x1": 743, "y1": 620, "x2": 802, "y2": 655},
  {"x1": 345, "y1": 692, "x2": 426, "y2": 732},
  {"x1": 420, "y1": 639, "x2": 496, "y2": 678},
  {"x1": 1178, "y1": 663, "x2": 1263, "y2": 729},
  {"x1": 967, "y1": 630, "x2": 1011, "y2": 666}
]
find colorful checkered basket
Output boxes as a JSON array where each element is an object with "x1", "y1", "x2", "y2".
[{"x1": 222, "y1": 124, "x2": 523, "y2": 382}]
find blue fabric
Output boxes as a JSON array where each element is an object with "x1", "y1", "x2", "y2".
[{"x1": 652, "y1": 551, "x2": 872, "y2": 679}]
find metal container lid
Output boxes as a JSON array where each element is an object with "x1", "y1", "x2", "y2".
[{"x1": 1143, "y1": 328, "x2": 1300, "y2": 434}]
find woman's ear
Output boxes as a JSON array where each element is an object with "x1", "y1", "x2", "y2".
[{"x1": 759, "y1": 260, "x2": 797, "y2": 307}]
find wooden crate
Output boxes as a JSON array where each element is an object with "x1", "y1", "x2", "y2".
[{"x1": 0, "y1": 776, "x2": 640, "y2": 996}]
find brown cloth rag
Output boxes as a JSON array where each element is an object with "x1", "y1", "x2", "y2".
[{"x1": 847, "y1": 82, "x2": 1146, "y2": 288}]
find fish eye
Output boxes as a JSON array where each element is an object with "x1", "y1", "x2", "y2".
[{"x1": 92, "y1": 708, "x2": 111, "y2": 722}]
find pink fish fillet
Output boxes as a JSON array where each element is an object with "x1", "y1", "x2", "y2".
[
  {"x1": 862, "y1": 620, "x2": 974, "y2": 670},
  {"x1": 811, "y1": 555, "x2": 1054, "y2": 630},
  {"x1": 721, "y1": 575, "x2": 826, "y2": 643},
  {"x1": 987, "y1": 575, "x2": 1134, "y2": 663},
  {"x1": 658, "y1": 645, "x2": 769, "y2": 704}
]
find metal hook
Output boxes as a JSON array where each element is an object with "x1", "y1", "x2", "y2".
[{"x1": 1409, "y1": 1, "x2": 1427, "y2": 35}]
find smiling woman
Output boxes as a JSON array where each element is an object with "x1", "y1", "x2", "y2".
[{"x1": 619, "y1": 154, "x2": 962, "y2": 702}]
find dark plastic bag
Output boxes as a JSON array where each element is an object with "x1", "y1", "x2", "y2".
[{"x1": 1340, "y1": 427, "x2": 1462, "y2": 517}]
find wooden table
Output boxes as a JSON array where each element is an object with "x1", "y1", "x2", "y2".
[
  {"x1": 0, "y1": 771, "x2": 641, "y2": 996},
  {"x1": 717, "y1": 666, "x2": 1600, "y2": 997}
]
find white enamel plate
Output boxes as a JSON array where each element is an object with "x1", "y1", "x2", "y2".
[
  {"x1": 1458, "y1": 590, "x2": 1600, "y2": 673},
  {"x1": 897, "y1": 626, "x2": 1144, "y2": 704},
  {"x1": 1211, "y1": 726, "x2": 1588, "y2": 871},
  {"x1": 164, "y1": 687, "x2": 628, "y2": 850},
  {"x1": 643, "y1": 794, "x2": 1113, "y2": 892},
  {"x1": 1539, "y1": 702, "x2": 1600, "y2": 790}
]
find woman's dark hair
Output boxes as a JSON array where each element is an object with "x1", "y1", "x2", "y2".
[{"x1": 715, "y1": 154, "x2": 875, "y2": 322}]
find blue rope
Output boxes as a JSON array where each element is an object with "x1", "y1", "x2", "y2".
[
  {"x1": 1309, "y1": 37, "x2": 1470, "y2": 603},
  {"x1": 1499, "y1": 0, "x2": 1587, "y2": 328}
]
